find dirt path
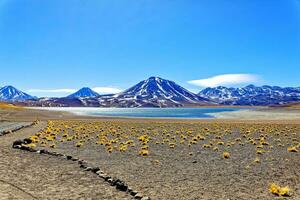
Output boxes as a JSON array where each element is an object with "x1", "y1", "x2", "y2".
[{"x1": 0, "y1": 122, "x2": 132, "y2": 200}]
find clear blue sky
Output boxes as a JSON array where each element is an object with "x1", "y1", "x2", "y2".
[{"x1": 0, "y1": 0, "x2": 299, "y2": 97}]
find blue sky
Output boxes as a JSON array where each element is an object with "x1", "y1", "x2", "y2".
[{"x1": 0, "y1": 0, "x2": 299, "y2": 97}]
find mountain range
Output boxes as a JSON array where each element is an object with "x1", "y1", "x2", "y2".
[
  {"x1": 20, "y1": 77, "x2": 212, "y2": 107},
  {"x1": 1, "y1": 77, "x2": 300, "y2": 107},
  {"x1": 198, "y1": 85, "x2": 300, "y2": 106}
]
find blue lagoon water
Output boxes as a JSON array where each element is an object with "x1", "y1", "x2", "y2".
[{"x1": 38, "y1": 107, "x2": 246, "y2": 119}]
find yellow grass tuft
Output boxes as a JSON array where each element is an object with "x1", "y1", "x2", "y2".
[
  {"x1": 269, "y1": 183, "x2": 290, "y2": 196},
  {"x1": 139, "y1": 149, "x2": 149, "y2": 156},
  {"x1": 223, "y1": 151, "x2": 230, "y2": 159},
  {"x1": 287, "y1": 146, "x2": 298, "y2": 152}
]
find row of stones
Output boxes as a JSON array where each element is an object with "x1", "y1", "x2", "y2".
[
  {"x1": 0, "y1": 122, "x2": 36, "y2": 136},
  {"x1": 12, "y1": 138, "x2": 150, "y2": 200}
]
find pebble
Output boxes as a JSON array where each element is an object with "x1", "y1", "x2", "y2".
[
  {"x1": 130, "y1": 190, "x2": 138, "y2": 196},
  {"x1": 71, "y1": 157, "x2": 78, "y2": 161},
  {"x1": 91, "y1": 167, "x2": 100, "y2": 173},
  {"x1": 66, "y1": 155, "x2": 73, "y2": 160},
  {"x1": 134, "y1": 193, "x2": 143, "y2": 199},
  {"x1": 113, "y1": 179, "x2": 128, "y2": 191},
  {"x1": 84, "y1": 167, "x2": 92, "y2": 171},
  {"x1": 107, "y1": 178, "x2": 113, "y2": 183},
  {"x1": 12, "y1": 140, "x2": 23, "y2": 148}
]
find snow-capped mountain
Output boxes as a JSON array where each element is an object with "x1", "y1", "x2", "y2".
[
  {"x1": 0, "y1": 86, "x2": 35, "y2": 101},
  {"x1": 198, "y1": 85, "x2": 300, "y2": 105},
  {"x1": 22, "y1": 77, "x2": 212, "y2": 107},
  {"x1": 104, "y1": 76, "x2": 211, "y2": 107},
  {"x1": 67, "y1": 87, "x2": 100, "y2": 98}
]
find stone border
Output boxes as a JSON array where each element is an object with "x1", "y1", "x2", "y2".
[
  {"x1": 0, "y1": 122, "x2": 36, "y2": 136},
  {"x1": 12, "y1": 138, "x2": 151, "y2": 200}
]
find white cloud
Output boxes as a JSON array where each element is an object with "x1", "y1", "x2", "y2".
[
  {"x1": 188, "y1": 74, "x2": 259, "y2": 87},
  {"x1": 92, "y1": 87, "x2": 123, "y2": 94},
  {"x1": 27, "y1": 89, "x2": 76, "y2": 93}
]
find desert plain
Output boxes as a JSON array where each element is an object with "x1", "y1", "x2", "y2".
[{"x1": 0, "y1": 106, "x2": 299, "y2": 200}]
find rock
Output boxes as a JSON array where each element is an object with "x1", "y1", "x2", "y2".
[
  {"x1": 79, "y1": 164, "x2": 87, "y2": 169},
  {"x1": 192, "y1": 160, "x2": 197, "y2": 163},
  {"x1": 39, "y1": 149, "x2": 48, "y2": 154},
  {"x1": 13, "y1": 145, "x2": 21, "y2": 149},
  {"x1": 96, "y1": 170, "x2": 104, "y2": 175},
  {"x1": 127, "y1": 187, "x2": 133, "y2": 193},
  {"x1": 134, "y1": 193, "x2": 143, "y2": 199},
  {"x1": 19, "y1": 145, "x2": 36, "y2": 152},
  {"x1": 12, "y1": 140, "x2": 23, "y2": 148},
  {"x1": 78, "y1": 160, "x2": 87, "y2": 165},
  {"x1": 141, "y1": 197, "x2": 150, "y2": 200},
  {"x1": 91, "y1": 167, "x2": 100, "y2": 173},
  {"x1": 130, "y1": 190, "x2": 138, "y2": 196},
  {"x1": 23, "y1": 138, "x2": 33, "y2": 144},
  {"x1": 84, "y1": 167, "x2": 92, "y2": 171},
  {"x1": 107, "y1": 178, "x2": 114, "y2": 183},
  {"x1": 66, "y1": 155, "x2": 72, "y2": 160},
  {"x1": 98, "y1": 173, "x2": 107, "y2": 179},
  {"x1": 112, "y1": 179, "x2": 128, "y2": 191}
]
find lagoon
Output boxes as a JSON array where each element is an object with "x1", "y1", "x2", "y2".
[{"x1": 32, "y1": 107, "x2": 248, "y2": 119}]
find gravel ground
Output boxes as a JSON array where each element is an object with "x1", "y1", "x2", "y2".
[
  {"x1": 1, "y1": 108, "x2": 300, "y2": 200},
  {"x1": 0, "y1": 122, "x2": 132, "y2": 200},
  {"x1": 36, "y1": 121, "x2": 300, "y2": 200}
]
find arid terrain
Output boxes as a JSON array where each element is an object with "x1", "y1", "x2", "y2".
[{"x1": 0, "y1": 107, "x2": 299, "y2": 200}]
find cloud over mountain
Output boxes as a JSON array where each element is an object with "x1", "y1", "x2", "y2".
[{"x1": 188, "y1": 74, "x2": 259, "y2": 87}]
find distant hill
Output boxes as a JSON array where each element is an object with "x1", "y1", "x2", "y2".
[
  {"x1": 67, "y1": 87, "x2": 100, "y2": 98},
  {"x1": 198, "y1": 85, "x2": 300, "y2": 106},
  {"x1": 0, "y1": 86, "x2": 36, "y2": 101}
]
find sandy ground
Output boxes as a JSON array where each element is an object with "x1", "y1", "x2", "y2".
[
  {"x1": 208, "y1": 108, "x2": 300, "y2": 120},
  {"x1": 0, "y1": 122, "x2": 132, "y2": 200},
  {"x1": 0, "y1": 107, "x2": 299, "y2": 200}
]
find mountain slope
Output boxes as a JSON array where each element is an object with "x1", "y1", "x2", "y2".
[
  {"x1": 67, "y1": 87, "x2": 100, "y2": 98},
  {"x1": 0, "y1": 86, "x2": 35, "y2": 101},
  {"x1": 104, "y1": 76, "x2": 211, "y2": 107},
  {"x1": 198, "y1": 85, "x2": 300, "y2": 105}
]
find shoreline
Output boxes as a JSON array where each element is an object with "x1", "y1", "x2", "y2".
[
  {"x1": 26, "y1": 106, "x2": 251, "y2": 120},
  {"x1": 26, "y1": 106, "x2": 300, "y2": 121},
  {"x1": 207, "y1": 108, "x2": 300, "y2": 120},
  {"x1": 2, "y1": 106, "x2": 300, "y2": 123}
]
